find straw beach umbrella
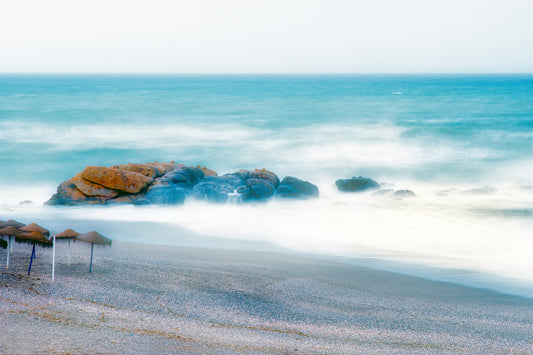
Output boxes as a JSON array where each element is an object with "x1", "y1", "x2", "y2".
[
  {"x1": 76, "y1": 231, "x2": 112, "y2": 272},
  {"x1": 16, "y1": 230, "x2": 52, "y2": 276},
  {"x1": 51, "y1": 228, "x2": 81, "y2": 281},
  {"x1": 0, "y1": 221, "x2": 5, "y2": 249},
  {"x1": 55, "y1": 228, "x2": 81, "y2": 266},
  {"x1": 0, "y1": 219, "x2": 26, "y2": 228},
  {"x1": 19, "y1": 223, "x2": 50, "y2": 238},
  {"x1": 18, "y1": 222, "x2": 51, "y2": 259},
  {"x1": 0, "y1": 226, "x2": 25, "y2": 270},
  {"x1": 0, "y1": 219, "x2": 26, "y2": 256}
]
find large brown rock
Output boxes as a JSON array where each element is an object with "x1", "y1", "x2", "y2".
[
  {"x1": 46, "y1": 178, "x2": 106, "y2": 205},
  {"x1": 148, "y1": 162, "x2": 184, "y2": 176},
  {"x1": 81, "y1": 166, "x2": 153, "y2": 193},
  {"x1": 110, "y1": 162, "x2": 183, "y2": 178},
  {"x1": 110, "y1": 163, "x2": 158, "y2": 178},
  {"x1": 71, "y1": 173, "x2": 119, "y2": 199},
  {"x1": 50, "y1": 179, "x2": 86, "y2": 203}
]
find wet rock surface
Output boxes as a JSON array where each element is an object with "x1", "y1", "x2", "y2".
[
  {"x1": 47, "y1": 163, "x2": 319, "y2": 206},
  {"x1": 335, "y1": 176, "x2": 380, "y2": 192}
]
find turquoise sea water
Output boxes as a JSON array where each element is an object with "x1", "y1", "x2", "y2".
[{"x1": 1, "y1": 74, "x2": 532, "y2": 296}]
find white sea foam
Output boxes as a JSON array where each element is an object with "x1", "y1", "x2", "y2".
[{"x1": 2, "y1": 180, "x2": 532, "y2": 296}]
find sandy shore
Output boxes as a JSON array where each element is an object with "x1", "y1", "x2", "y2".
[{"x1": 1, "y1": 240, "x2": 533, "y2": 354}]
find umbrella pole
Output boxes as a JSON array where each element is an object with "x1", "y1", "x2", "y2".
[
  {"x1": 89, "y1": 243, "x2": 94, "y2": 273},
  {"x1": 52, "y1": 235, "x2": 56, "y2": 282},
  {"x1": 6, "y1": 236, "x2": 10, "y2": 270},
  {"x1": 28, "y1": 243, "x2": 35, "y2": 276},
  {"x1": 67, "y1": 239, "x2": 71, "y2": 266}
]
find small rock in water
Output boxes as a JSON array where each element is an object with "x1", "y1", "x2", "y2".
[
  {"x1": 277, "y1": 176, "x2": 319, "y2": 199},
  {"x1": 392, "y1": 189, "x2": 416, "y2": 198},
  {"x1": 335, "y1": 176, "x2": 380, "y2": 192},
  {"x1": 372, "y1": 189, "x2": 394, "y2": 196},
  {"x1": 461, "y1": 186, "x2": 497, "y2": 195}
]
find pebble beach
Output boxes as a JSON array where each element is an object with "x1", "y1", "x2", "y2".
[{"x1": 1, "y1": 239, "x2": 533, "y2": 354}]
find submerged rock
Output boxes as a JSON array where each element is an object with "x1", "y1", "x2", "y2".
[
  {"x1": 461, "y1": 186, "x2": 497, "y2": 196},
  {"x1": 336, "y1": 176, "x2": 380, "y2": 192},
  {"x1": 372, "y1": 189, "x2": 394, "y2": 196},
  {"x1": 276, "y1": 177, "x2": 319, "y2": 199},
  {"x1": 392, "y1": 189, "x2": 416, "y2": 198}
]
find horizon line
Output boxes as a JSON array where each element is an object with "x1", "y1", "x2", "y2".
[{"x1": 1, "y1": 72, "x2": 532, "y2": 76}]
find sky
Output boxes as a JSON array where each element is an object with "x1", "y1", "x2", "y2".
[{"x1": 0, "y1": 0, "x2": 532, "y2": 73}]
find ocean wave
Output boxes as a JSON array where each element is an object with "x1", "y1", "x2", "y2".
[{"x1": 0, "y1": 121, "x2": 488, "y2": 175}]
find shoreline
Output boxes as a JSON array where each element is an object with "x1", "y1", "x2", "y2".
[
  {"x1": 4, "y1": 213, "x2": 533, "y2": 299},
  {"x1": 2, "y1": 239, "x2": 533, "y2": 353},
  {"x1": 2, "y1": 211, "x2": 533, "y2": 299}
]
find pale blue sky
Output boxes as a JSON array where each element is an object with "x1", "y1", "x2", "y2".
[{"x1": 1, "y1": 0, "x2": 532, "y2": 73}]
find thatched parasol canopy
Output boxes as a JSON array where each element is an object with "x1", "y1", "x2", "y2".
[
  {"x1": 55, "y1": 228, "x2": 81, "y2": 239},
  {"x1": 16, "y1": 231, "x2": 52, "y2": 247},
  {"x1": 0, "y1": 225, "x2": 26, "y2": 237},
  {"x1": 19, "y1": 223, "x2": 50, "y2": 238},
  {"x1": 76, "y1": 231, "x2": 112, "y2": 246},
  {"x1": 0, "y1": 219, "x2": 26, "y2": 229}
]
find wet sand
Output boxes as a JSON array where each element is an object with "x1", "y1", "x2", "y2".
[{"x1": 1, "y1": 240, "x2": 533, "y2": 354}]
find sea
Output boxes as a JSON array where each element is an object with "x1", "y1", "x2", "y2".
[{"x1": 1, "y1": 74, "x2": 532, "y2": 297}]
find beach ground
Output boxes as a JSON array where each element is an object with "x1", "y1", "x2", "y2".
[{"x1": 1, "y1": 240, "x2": 532, "y2": 354}]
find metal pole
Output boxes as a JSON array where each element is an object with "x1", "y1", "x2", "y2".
[
  {"x1": 28, "y1": 244, "x2": 35, "y2": 276},
  {"x1": 6, "y1": 236, "x2": 10, "y2": 270},
  {"x1": 52, "y1": 235, "x2": 56, "y2": 282},
  {"x1": 67, "y1": 239, "x2": 71, "y2": 266},
  {"x1": 9, "y1": 235, "x2": 13, "y2": 255},
  {"x1": 89, "y1": 243, "x2": 94, "y2": 273}
]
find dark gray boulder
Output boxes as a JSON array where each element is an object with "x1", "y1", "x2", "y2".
[
  {"x1": 156, "y1": 166, "x2": 205, "y2": 188},
  {"x1": 248, "y1": 169, "x2": 280, "y2": 188},
  {"x1": 336, "y1": 176, "x2": 380, "y2": 192},
  {"x1": 144, "y1": 185, "x2": 187, "y2": 204},
  {"x1": 276, "y1": 176, "x2": 319, "y2": 199},
  {"x1": 242, "y1": 179, "x2": 276, "y2": 201},
  {"x1": 143, "y1": 166, "x2": 204, "y2": 205},
  {"x1": 192, "y1": 174, "x2": 245, "y2": 203}
]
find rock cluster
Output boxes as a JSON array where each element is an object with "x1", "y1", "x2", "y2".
[{"x1": 46, "y1": 162, "x2": 319, "y2": 206}]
